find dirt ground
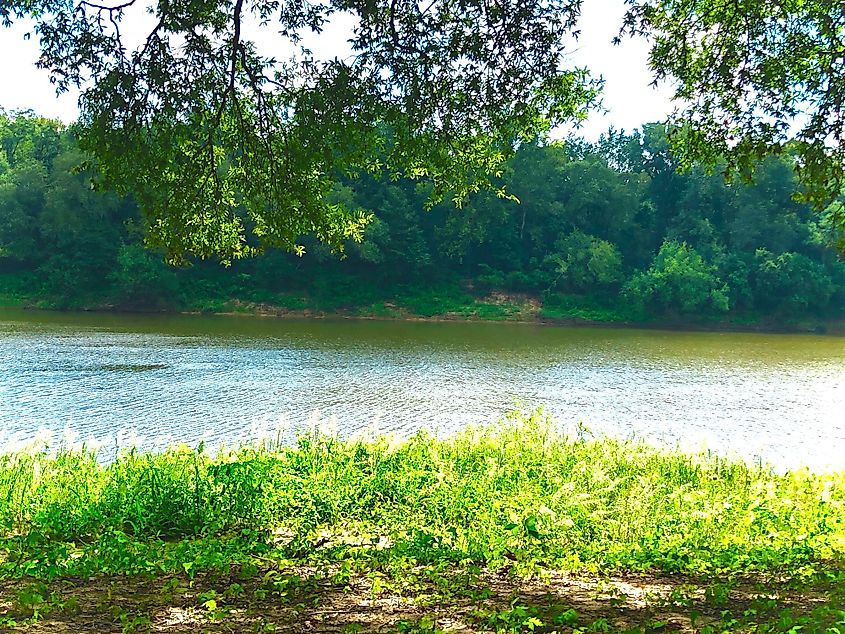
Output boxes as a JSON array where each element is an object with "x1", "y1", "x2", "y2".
[{"x1": 0, "y1": 565, "x2": 830, "y2": 633}]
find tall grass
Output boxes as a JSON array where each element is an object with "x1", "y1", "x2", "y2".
[{"x1": 1, "y1": 410, "x2": 843, "y2": 581}]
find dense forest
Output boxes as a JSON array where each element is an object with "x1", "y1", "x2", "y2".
[{"x1": 1, "y1": 110, "x2": 844, "y2": 326}]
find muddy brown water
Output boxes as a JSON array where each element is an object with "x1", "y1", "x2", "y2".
[{"x1": 1, "y1": 309, "x2": 843, "y2": 470}]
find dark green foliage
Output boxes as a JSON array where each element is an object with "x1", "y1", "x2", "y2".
[
  {"x1": 1, "y1": 110, "x2": 844, "y2": 323},
  {"x1": 753, "y1": 250, "x2": 835, "y2": 315},
  {"x1": 539, "y1": 294, "x2": 646, "y2": 323},
  {"x1": 623, "y1": 0, "x2": 845, "y2": 209},
  {"x1": 4, "y1": 0, "x2": 845, "y2": 261},
  {"x1": 546, "y1": 231, "x2": 626, "y2": 295},
  {"x1": 110, "y1": 244, "x2": 181, "y2": 308}
]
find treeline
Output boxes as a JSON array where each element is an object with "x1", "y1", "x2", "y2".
[{"x1": 1, "y1": 110, "x2": 844, "y2": 323}]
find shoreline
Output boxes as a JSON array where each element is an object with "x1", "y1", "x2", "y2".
[
  {"x1": 2, "y1": 416, "x2": 843, "y2": 632},
  {"x1": 212, "y1": 307, "x2": 845, "y2": 335},
  {"x1": 3, "y1": 299, "x2": 844, "y2": 335}
]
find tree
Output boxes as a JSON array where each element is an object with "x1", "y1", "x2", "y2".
[
  {"x1": 1, "y1": 0, "x2": 598, "y2": 261},
  {"x1": 111, "y1": 244, "x2": 181, "y2": 307},
  {"x1": 623, "y1": 0, "x2": 845, "y2": 210},
  {"x1": 624, "y1": 240, "x2": 730, "y2": 315},
  {"x1": 752, "y1": 249, "x2": 834, "y2": 315},
  {"x1": 0, "y1": 161, "x2": 45, "y2": 264},
  {"x1": 546, "y1": 230, "x2": 625, "y2": 294},
  {"x1": 6, "y1": 1, "x2": 845, "y2": 260},
  {"x1": 0, "y1": 112, "x2": 62, "y2": 265},
  {"x1": 2, "y1": 110, "x2": 844, "y2": 319}
]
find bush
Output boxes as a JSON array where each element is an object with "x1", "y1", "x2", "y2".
[
  {"x1": 752, "y1": 250, "x2": 834, "y2": 315},
  {"x1": 110, "y1": 244, "x2": 180, "y2": 308},
  {"x1": 546, "y1": 230, "x2": 626, "y2": 294},
  {"x1": 624, "y1": 240, "x2": 730, "y2": 315}
]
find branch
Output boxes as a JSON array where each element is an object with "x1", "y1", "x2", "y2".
[
  {"x1": 78, "y1": 0, "x2": 137, "y2": 12},
  {"x1": 209, "y1": 0, "x2": 245, "y2": 132}
]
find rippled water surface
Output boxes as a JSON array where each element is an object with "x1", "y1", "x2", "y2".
[{"x1": 1, "y1": 309, "x2": 843, "y2": 469}]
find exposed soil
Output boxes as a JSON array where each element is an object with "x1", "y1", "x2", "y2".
[{"x1": 0, "y1": 566, "x2": 830, "y2": 633}]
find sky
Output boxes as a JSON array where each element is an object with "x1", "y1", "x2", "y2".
[{"x1": 0, "y1": 0, "x2": 676, "y2": 141}]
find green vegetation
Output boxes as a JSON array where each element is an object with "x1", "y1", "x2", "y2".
[
  {"x1": 625, "y1": 0, "x2": 845, "y2": 209},
  {"x1": 5, "y1": 0, "x2": 845, "y2": 260},
  {"x1": 2, "y1": 0, "x2": 843, "y2": 628},
  {"x1": 2, "y1": 112, "x2": 844, "y2": 330},
  {"x1": 2, "y1": 0, "x2": 599, "y2": 261},
  {"x1": 1, "y1": 410, "x2": 843, "y2": 631}
]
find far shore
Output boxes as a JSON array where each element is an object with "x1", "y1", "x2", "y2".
[{"x1": 3, "y1": 297, "x2": 844, "y2": 336}]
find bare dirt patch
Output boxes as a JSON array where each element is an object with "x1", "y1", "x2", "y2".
[{"x1": 0, "y1": 566, "x2": 831, "y2": 633}]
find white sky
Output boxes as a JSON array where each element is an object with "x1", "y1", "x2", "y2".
[{"x1": 0, "y1": 0, "x2": 675, "y2": 141}]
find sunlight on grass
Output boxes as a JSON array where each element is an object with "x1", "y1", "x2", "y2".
[{"x1": 1, "y1": 409, "x2": 843, "y2": 584}]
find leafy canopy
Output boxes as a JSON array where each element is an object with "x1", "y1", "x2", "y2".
[
  {"x1": 1, "y1": 0, "x2": 599, "y2": 261},
  {"x1": 3, "y1": 0, "x2": 844, "y2": 260},
  {"x1": 623, "y1": 0, "x2": 845, "y2": 210}
]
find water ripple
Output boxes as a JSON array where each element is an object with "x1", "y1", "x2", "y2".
[{"x1": 1, "y1": 311, "x2": 844, "y2": 470}]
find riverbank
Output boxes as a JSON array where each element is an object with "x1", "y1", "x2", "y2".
[
  {"x1": 1, "y1": 411, "x2": 843, "y2": 632},
  {"x1": 3, "y1": 282, "x2": 843, "y2": 335},
  {"x1": 211, "y1": 297, "x2": 845, "y2": 335}
]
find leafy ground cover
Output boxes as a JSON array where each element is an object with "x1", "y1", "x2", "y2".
[{"x1": 1, "y1": 411, "x2": 843, "y2": 632}]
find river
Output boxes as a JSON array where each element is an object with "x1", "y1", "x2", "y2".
[{"x1": 1, "y1": 309, "x2": 843, "y2": 470}]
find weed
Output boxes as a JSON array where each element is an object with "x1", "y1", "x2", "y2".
[{"x1": 0, "y1": 410, "x2": 843, "y2": 631}]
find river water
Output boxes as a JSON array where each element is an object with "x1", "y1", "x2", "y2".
[{"x1": 1, "y1": 309, "x2": 843, "y2": 470}]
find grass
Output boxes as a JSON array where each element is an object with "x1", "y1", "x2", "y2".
[
  {"x1": 0, "y1": 410, "x2": 843, "y2": 631},
  {"x1": 197, "y1": 283, "x2": 536, "y2": 322},
  {"x1": 539, "y1": 294, "x2": 648, "y2": 324}
]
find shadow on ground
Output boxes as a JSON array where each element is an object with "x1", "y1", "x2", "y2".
[{"x1": 1, "y1": 564, "x2": 838, "y2": 633}]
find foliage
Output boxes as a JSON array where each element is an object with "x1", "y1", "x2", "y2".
[
  {"x1": 1, "y1": 0, "x2": 599, "y2": 261},
  {"x1": 546, "y1": 231, "x2": 625, "y2": 294},
  {"x1": 624, "y1": 240, "x2": 730, "y2": 315},
  {"x1": 4, "y1": 0, "x2": 845, "y2": 252},
  {"x1": 2, "y1": 409, "x2": 844, "y2": 583},
  {"x1": 753, "y1": 250, "x2": 835, "y2": 315},
  {"x1": 0, "y1": 410, "x2": 843, "y2": 633},
  {"x1": 539, "y1": 294, "x2": 646, "y2": 323},
  {"x1": 110, "y1": 244, "x2": 181, "y2": 308},
  {"x1": 1, "y1": 111, "x2": 844, "y2": 324},
  {"x1": 623, "y1": 0, "x2": 845, "y2": 209}
]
